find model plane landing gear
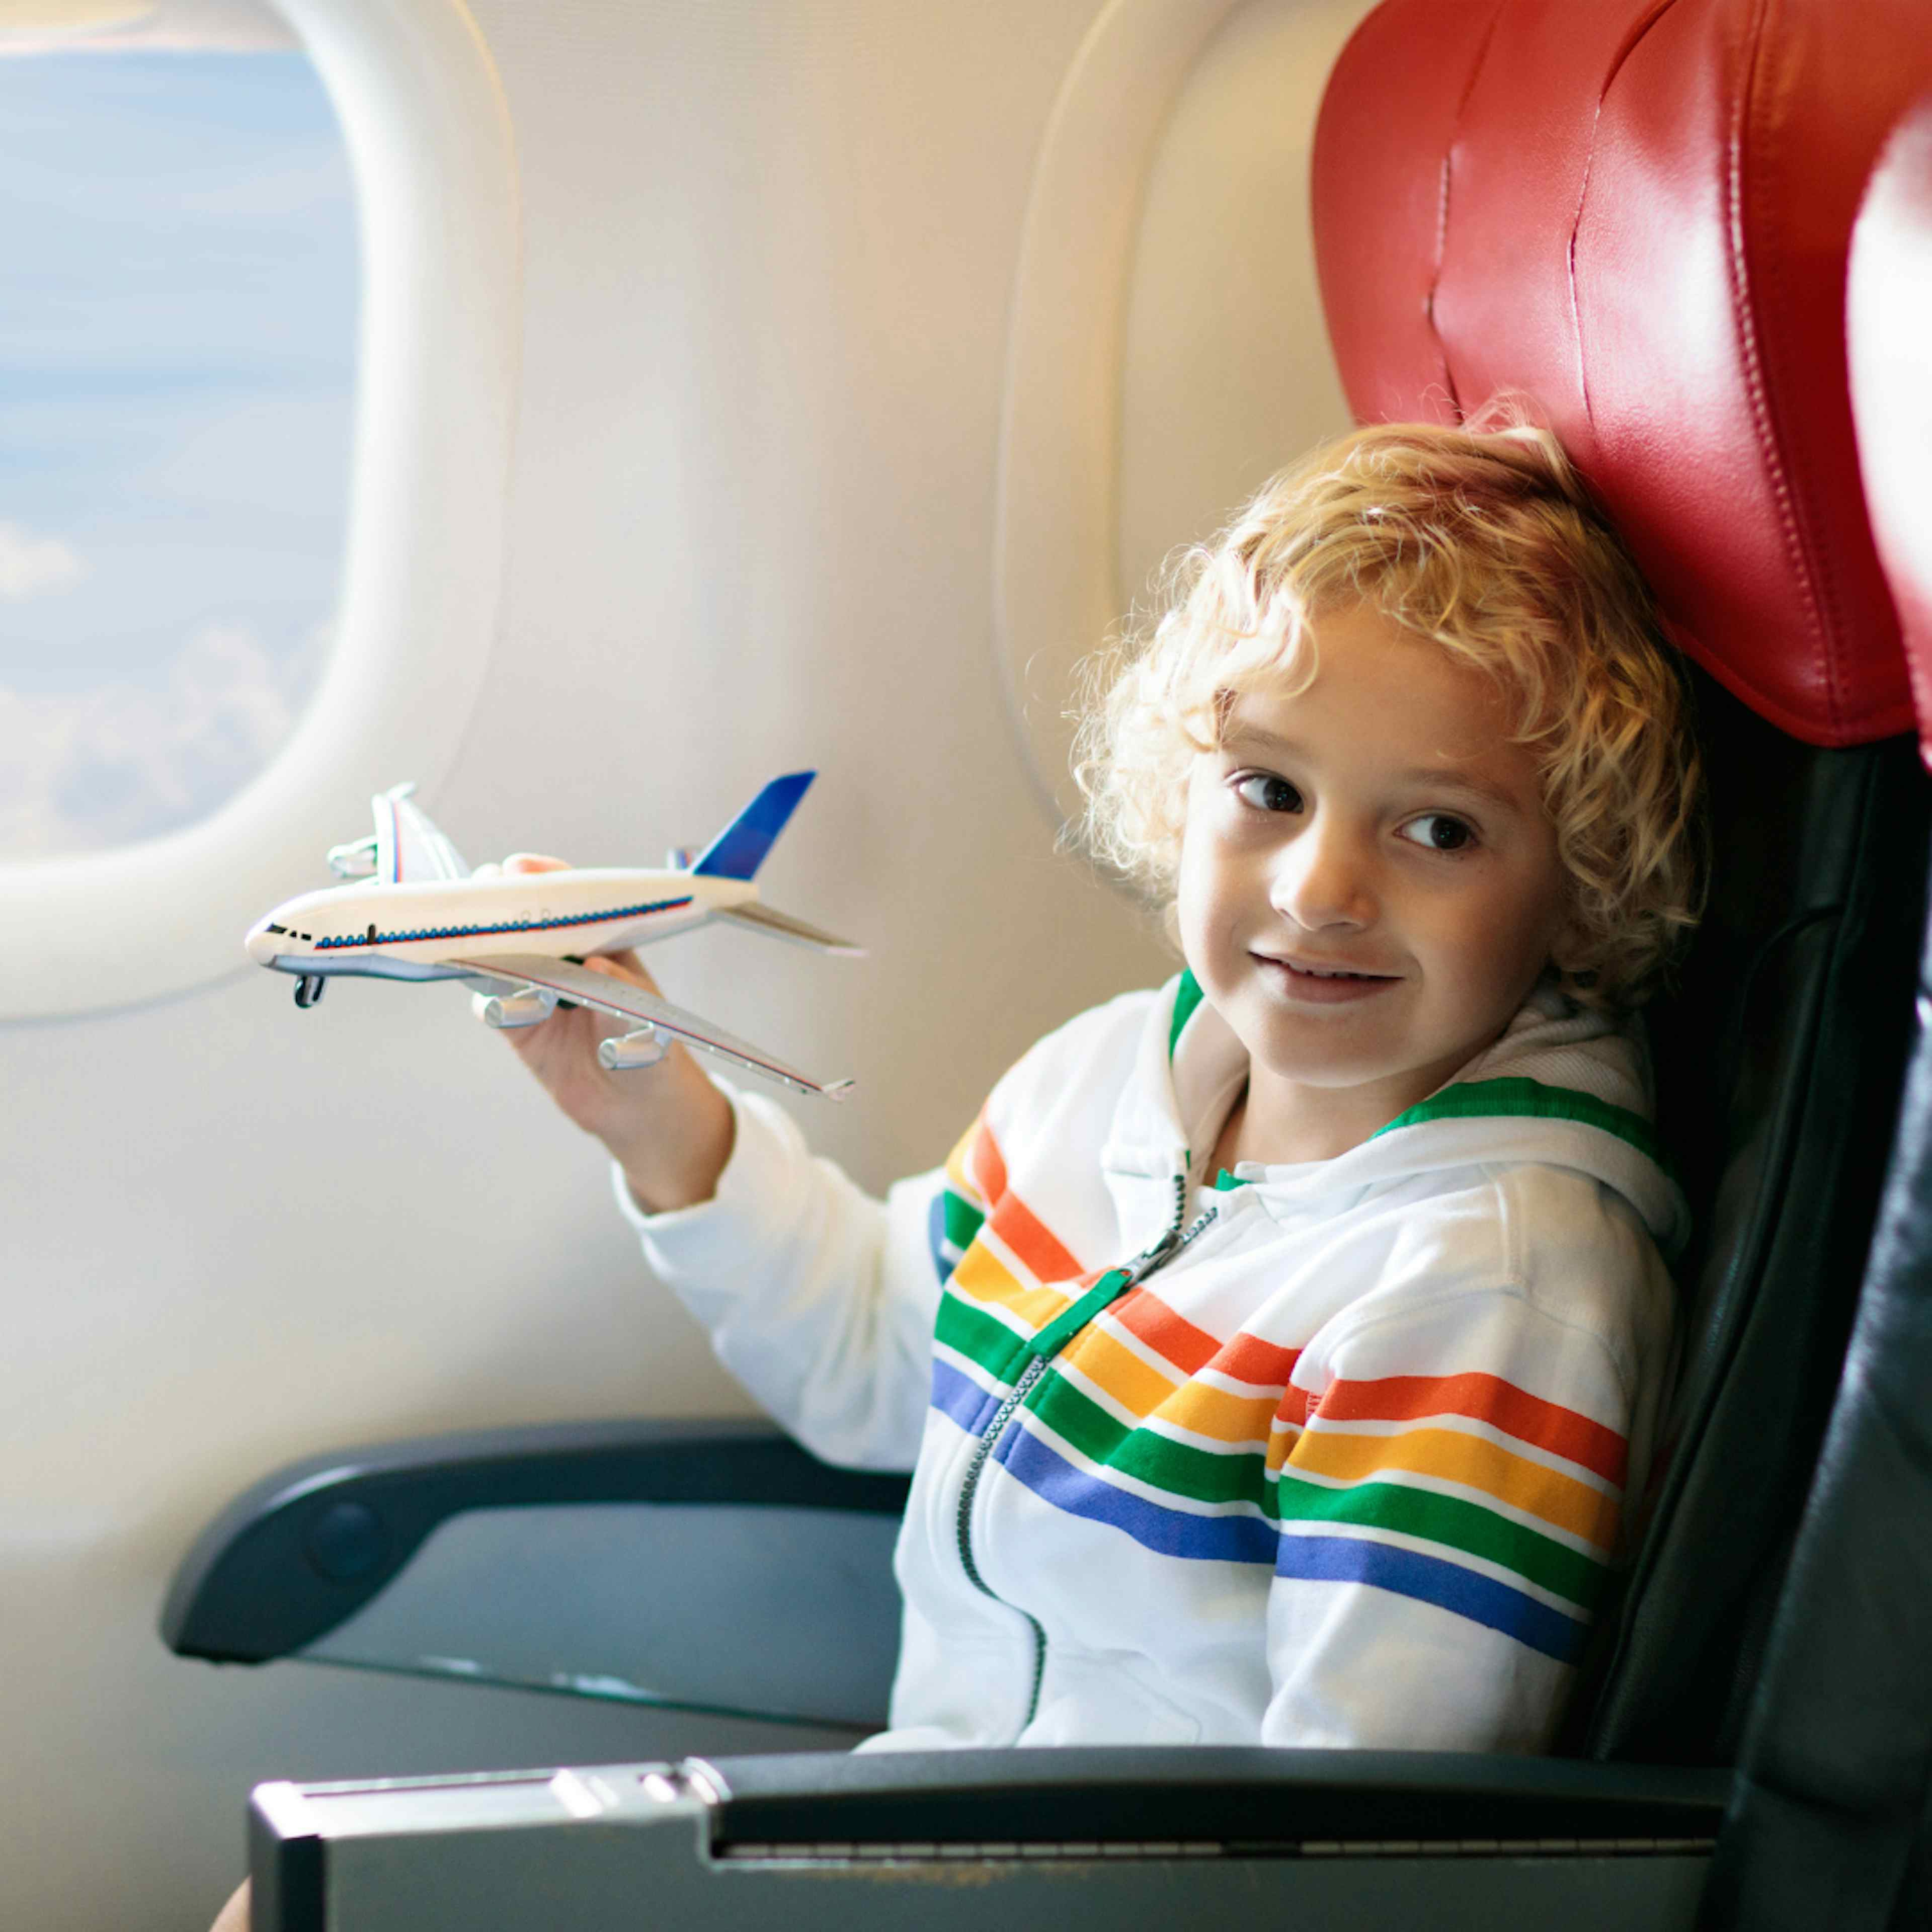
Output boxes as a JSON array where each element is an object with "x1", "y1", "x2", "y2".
[{"x1": 294, "y1": 975, "x2": 327, "y2": 1009}]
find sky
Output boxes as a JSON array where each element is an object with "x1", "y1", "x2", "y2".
[{"x1": 0, "y1": 49, "x2": 356, "y2": 857}]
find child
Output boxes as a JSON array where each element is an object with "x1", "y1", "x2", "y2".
[{"x1": 497, "y1": 413, "x2": 1702, "y2": 1754}]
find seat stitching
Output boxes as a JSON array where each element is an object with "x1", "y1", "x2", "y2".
[
  {"x1": 1569, "y1": 0, "x2": 1684, "y2": 435},
  {"x1": 1424, "y1": 0, "x2": 1505, "y2": 419},
  {"x1": 1726, "y1": 0, "x2": 1836, "y2": 731}
]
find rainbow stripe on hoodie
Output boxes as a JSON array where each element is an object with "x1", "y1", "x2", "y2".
[
  {"x1": 924, "y1": 971, "x2": 1680, "y2": 1669},
  {"x1": 630, "y1": 969, "x2": 1683, "y2": 1749}
]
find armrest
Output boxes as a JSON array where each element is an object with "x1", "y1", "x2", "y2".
[
  {"x1": 163, "y1": 1420, "x2": 912, "y2": 1728},
  {"x1": 690, "y1": 1744, "x2": 1733, "y2": 1848},
  {"x1": 249, "y1": 1747, "x2": 1734, "y2": 1932}
]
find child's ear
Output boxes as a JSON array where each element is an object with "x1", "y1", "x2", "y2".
[{"x1": 1547, "y1": 913, "x2": 1592, "y2": 986}]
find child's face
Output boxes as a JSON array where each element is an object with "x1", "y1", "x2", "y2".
[{"x1": 1176, "y1": 599, "x2": 1572, "y2": 1143}]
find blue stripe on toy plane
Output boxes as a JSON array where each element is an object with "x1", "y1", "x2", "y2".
[
  {"x1": 313, "y1": 894, "x2": 692, "y2": 949},
  {"x1": 689, "y1": 771, "x2": 815, "y2": 881}
]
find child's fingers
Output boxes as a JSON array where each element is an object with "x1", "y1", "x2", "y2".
[
  {"x1": 582, "y1": 949, "x2": 655, "y2": 991},
  {"x1": 473, "y1": 855, "x2": 563, "y2": 878}
]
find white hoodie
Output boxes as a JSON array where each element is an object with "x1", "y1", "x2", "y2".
[{"x1": 622, "y1": 973, "x2": 1683, "y2": 1753}]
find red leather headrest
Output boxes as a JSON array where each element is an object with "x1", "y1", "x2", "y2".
[
  {"x1": 1849, "y1": 95, "x2": 1932, "y2": 763},
  {"x1": 1312, "y1": 0, "x2": 1932, "y2": 747}
]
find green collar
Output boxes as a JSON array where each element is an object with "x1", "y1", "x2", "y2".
[
  {"x1": 1167, "y1": 969, "x2": 1207, "y2": 1060},
  {"x1": 1370, "y1": 1075, "x2": 1666, "y2": 1167}
]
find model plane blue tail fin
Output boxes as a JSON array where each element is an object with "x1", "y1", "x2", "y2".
[{"x1": 688, "y1": 771, "x2": 816, "y2": 880}]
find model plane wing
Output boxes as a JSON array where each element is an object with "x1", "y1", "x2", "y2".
[
  {"x1": 376, "y1": 783, "x2": 470, "y2": 884},
  {"x1": 709, "y1": 901, "x2": 865, "y2": 955},
  {"x1": 463, "y1": 952, "x2": 853, "y2": 1100}
]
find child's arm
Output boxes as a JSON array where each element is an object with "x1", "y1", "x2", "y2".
[
  {"x1": 620, "y1": 1086, "x2": 945, "y2": 1470},
  {"x1": 480, "y1": 854, "x2": 735, "y2": 1212},
  {"x1": 487, "y1": 852, "x2": 949, "y2": 1471}
]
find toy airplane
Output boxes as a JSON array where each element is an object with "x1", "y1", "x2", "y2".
[{"x1": 244, "y1": 772, "x2": 860, "y2": 1100}]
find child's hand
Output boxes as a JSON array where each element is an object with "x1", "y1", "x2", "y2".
[
  {"x1": 466, "y1": 854, "x2": 658, "y2": 1138},
  {"x1": 473, "y1": 854, "x2": 734, "y2": 1212}
]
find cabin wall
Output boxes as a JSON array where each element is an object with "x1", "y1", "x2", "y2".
[{"x1": 0, "y1": 2, "x2": 1361, "y2": 1923}]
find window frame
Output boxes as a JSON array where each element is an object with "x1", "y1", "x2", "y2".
[
  {"x1": 0, "y1": 0, "x2": 519, "y2": 1020},
  {"x1": 991, "y1": 0, "x2": 1364, "y2": 834}
]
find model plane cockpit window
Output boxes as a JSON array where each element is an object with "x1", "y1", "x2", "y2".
[{"x1": 0, "y1": 5, "x2": 355, "y2": 860}]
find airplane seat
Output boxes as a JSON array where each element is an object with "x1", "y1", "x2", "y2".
[
  {"x1": 163, "y1": 5, "x2": 1932, "y2": 1927},
  {"x1": 1312, "y1": 0, "x2": 1932, "y2": 1769}
]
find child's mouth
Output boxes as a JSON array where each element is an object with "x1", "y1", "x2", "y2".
[{"x1": 1254, "y1": 954, "x2": 1400, "y2": 1003}]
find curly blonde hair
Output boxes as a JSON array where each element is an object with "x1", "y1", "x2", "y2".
[{"x1": 1074, "y1": 411, "x2": 1704, "y2": 1007}]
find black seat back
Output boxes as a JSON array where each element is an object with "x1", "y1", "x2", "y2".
[
  {"x1": 1576, "y1": 686, "x2": 1927, "y2": 1761},
  {"x1": 1312, "y1": 0, "x2": 1932, "y2": 1766}
]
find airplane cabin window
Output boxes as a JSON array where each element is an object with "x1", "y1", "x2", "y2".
[
  {"x1": 0, "y1": 18, "x2": 356, "y2": 861},
  {"x1": 0, "y1": 0, "x2": 519, "y2": 1023}
]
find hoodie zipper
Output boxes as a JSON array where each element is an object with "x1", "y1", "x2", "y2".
[{"x1": 952, "y1": 1167, "x2": 1219, "y2": 1733}]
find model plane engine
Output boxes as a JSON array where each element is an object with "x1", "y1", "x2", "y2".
[
  {"x1": 478, "y1": 987, "x2": 557, "y2": 1029},
  {"x1": 326, "y1": 833, "x2": 379, "y2": 878},
  {"x1": 599, "y1": 1024, "x2": 667, "y2": 1071}
]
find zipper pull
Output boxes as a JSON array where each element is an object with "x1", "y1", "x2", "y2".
[
  {"x1": 1121, "y1": 1207, "x2": 1210, "y2": 1286},
  {"x1": 1124, "y1": 1225, "x2": 1182, "y2": 1283}
]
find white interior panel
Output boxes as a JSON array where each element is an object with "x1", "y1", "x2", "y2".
[
  {"x1": 997, "y1": 0, "x2": 1370, "y2": 826},
  {"x1": 0, "y1": 3, "x2": 1370, "y2": 1922},
  {"x1": 1116, "y1": 0, "x2": 1370, "y2": 606}
]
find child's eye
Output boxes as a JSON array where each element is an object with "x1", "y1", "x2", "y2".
[
  {"x1": 1397, "y1": 813, "x2": 1476, "y2": 852},
  {"x1": 1233, "y1": 773, "x2": 1303, "y2": 814}
]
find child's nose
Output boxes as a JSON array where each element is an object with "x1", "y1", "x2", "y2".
[{"x1": 1270, "y1": 822, "x2": 1376, "y2": 931}]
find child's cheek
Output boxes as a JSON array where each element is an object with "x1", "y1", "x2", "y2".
[{"x1": 1171, "y1": 848, "x2": 1219, "y2": 983}]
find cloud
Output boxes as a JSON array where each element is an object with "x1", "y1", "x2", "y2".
[
  {"x1": 0, "y1": 619, "x2": 325, "y2": 858},
  {"x1": 0, "y1": 521, "x2": 84, "y2": 601},
  {"x1": 0, "y1": 1, "x2": 296, "y2": 57}
]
